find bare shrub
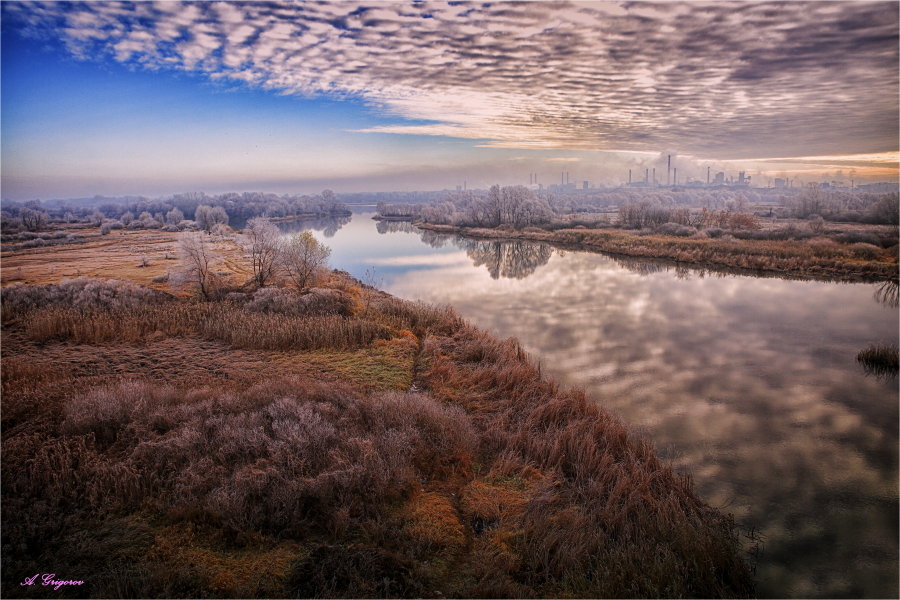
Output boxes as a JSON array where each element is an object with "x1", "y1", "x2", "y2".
[
  {"x1": 849, "y1": 242, "x2": 883, "y2": 260},
  {"x1": 45, "y1": 379, "x2": 476, "y2": 539},
  {"x1": 100, "y1": 221, "x2": 124, "y2": 235},
  {"x1": 865, "y1": 193, "x2": 899, "y2": 225},
  {"x1": 18, "y1": 237, "x2": 47, "y2": 248},
  {"x1": 656, "y1": 222, "x2": 695, "y2": 237},
  {"x1": 282, "y1": 231, "x2": 330, "y2": 291},
  {"x1": 246, "y1": 286, "x2": 353, "y2": 317},
  {"x1": 242, "y1": 217, "x2": 282, "y2": 288},
  {"x1": 833, "y1": 231, "x2": 881, "y2": 245},
  {"x1": 807, "y1": 214, "x2": 826, "y2": 234},
  {"x1": 172, "y1": 232, "x2": 221, "y2": 299},
  {"x1": 2, "y1": 278, "x2": 171, "y2": 317},
  {"x1": 20, "y1": 208, "x2": 48, "y2": 231}
]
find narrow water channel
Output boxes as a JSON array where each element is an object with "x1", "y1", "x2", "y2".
[{"x1": 285, "y1": 207, "x2": 899, "y2": 598}]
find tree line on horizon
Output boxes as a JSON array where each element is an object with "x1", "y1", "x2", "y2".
[
  {"x1": 377, "y1": 184, "x2": 899, "y2": 229},
  {"x1": 0, "y1": 190, "x2": 349, "y2": 235}
]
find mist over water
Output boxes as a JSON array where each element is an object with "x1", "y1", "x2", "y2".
[{"x1": 295, "y1": 208, "x2": 898, "y2": 598}]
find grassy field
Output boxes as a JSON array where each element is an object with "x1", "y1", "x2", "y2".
[
  {"x1": 418, "y1": 222, "x2": 899, "y2": 282},
  {"x1": 1, "y1": 226, "x2": 251, "y2": 290},
  {"x1": 1, "y1": 232, "x2": 754, "y2": 598}
]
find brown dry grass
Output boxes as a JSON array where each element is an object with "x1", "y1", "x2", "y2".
[
  {"x1": 420, "y1": 222, "x2": 898, "y2": 281},
  {"x1": 1, "y1": 226, "x2": 251, "y2": 289},
  {"x1": 1, "y1": 275, "x2": 753, "y2": 598}
]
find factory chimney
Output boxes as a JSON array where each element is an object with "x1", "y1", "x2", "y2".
[
  {"x1": 645, "y1": 168, "x2": 649, "y2": 183},
  {"x1": 628, "y1": 169, "x2": 632, "y2": 184},
  {"x1": 673, "y1": 168, "x2": 677, "y2": 185},
  {"x1": 667, "y1": 154, "x2": 671, "y2": 185},
  {"x1": 707, "y1": 166, "x2": 710, "y2": 185},
  {"x1": 652, "y1": 167, "x2": 656, "y2": 186}
]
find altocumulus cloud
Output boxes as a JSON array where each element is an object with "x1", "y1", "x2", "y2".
[{"x1": 6, "y1": 1, "x2": 898, "y2": 159}]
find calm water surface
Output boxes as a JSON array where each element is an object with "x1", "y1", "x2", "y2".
[{"x1": 292, "y1": 208, "x2": 899, "y2": 598}]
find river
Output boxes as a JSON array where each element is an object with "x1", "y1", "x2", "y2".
[{"x1": 286, "y1": 207, "x2": 898, "y2": 598}]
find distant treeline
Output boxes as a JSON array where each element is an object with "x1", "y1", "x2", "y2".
[
  {"x1": 1, "y1": 190, "x2": 349, "y2": 233},
  {"x1": 377, "y1": 185, "x2": 899, "y2": 228}
]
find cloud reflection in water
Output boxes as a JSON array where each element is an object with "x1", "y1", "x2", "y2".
[
  {"x1": 377, "y1": 232, "x2": 898, "y2": 599},
  {"x1": 306, "y1": 211, "x2": 897, "y2": 598}
]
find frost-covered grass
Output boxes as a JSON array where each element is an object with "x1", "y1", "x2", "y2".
[{"x1": 2, "y1": 277, "x2": 753, "y2": 598}]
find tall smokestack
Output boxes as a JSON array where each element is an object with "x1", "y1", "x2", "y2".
[
  {"x1": 673, "y1": 168, "x2": 677, "y2": 185},
  {"x1": 645, "y1": 168, "x2": 649, "y2": 183},
  {"x1": 652, "y1": 167, "x2": 656, "y2": 185},
  {"x1": 707, "y1": 166, "x2": 710, "y2": 185},
  {"x1": 628, "y1": 169, "x2": 632, "y2": 184},
  {"x1": 667, "y1": 154, "x2": 671, "y2": 185}
]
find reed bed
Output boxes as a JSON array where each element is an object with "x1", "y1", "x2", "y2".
[
  {"x1": 856, "y1": 343, "x2": 899, "y2": 377},
  {"x1": 556, "y1": 229, "x2": 897, "y2": 280},
  {"x1": 420, "y1": 326, "x2": 754, "y2": 598},
  {"x1": 19, "y1": 303, "x2": 393, "y2": 351}
]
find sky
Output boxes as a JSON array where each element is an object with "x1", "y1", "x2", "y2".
[{"x1": 2, "y1": 0, "x2": 898, "y2": 201}]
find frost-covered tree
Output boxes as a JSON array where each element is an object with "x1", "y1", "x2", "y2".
[
  {"x1": 173, "y1": 232, "x2": 220, "y2": 299},
  {"x1": 20, "y1": 208, "x2": 48, "y2": 231},
  {"x1": 165, "y1": 208, "x2": 184, "y2": 226},
  {"x1": 194, "y1": 205, "x2": 229, "y2": 232},
  {"x1": 282, "y1": 231, "x2": 330, "y2": 291},
  {"x1": 243, "y1": 217, "x2": 282, "y2": 288}
]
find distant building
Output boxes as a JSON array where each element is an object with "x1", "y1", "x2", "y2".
[
  {"x1": 774, "y1": 178, "x2": 786, "y2": 188},
  {"x1": 583, "y1": 181, "x2": 589, "y2": 190},
  {"x1": 714, "y1": 171, "x2": 725, "y2": 185}
]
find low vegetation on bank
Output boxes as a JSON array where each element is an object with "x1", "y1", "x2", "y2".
[
  {"x1": 418, "y1": 222, "x2": 898, "y2": 282},
  {"x1": 856, "y1": 344, "x2": 899, "y2": 378},
  {"x1": 376, "y1": 185, "x2": 899, "y2": 281},
  {"x1": 1, "y1": 269, "x2": 754, "y2": 597}
]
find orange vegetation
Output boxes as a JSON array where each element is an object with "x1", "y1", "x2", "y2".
[{"x1": 1, "y1": 263, "x2": 753, "y2": 597}]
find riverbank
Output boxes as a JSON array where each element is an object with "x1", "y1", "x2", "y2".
[
  {"x1": 0, "y1": 269, "x2": 754, "y2": 597},
  {"x1": 269, "y1": 210, "x2": 352, "y2": 222},
  {"x1": 417, "y1": 223, "x2": 899, "y2": 282}
]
